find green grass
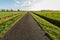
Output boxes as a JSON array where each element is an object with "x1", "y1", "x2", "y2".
[
  {"x1": 31, "y1": 12, "x2": 60, "y2": 40},
  {"x1": 0, "y1": 12, "x2": 19, "y2": 18},
  {"x1": 34, "y1": 11, "x2": 60, "y2": 21},
  {"x1": 0, "y1": 12, "x2": 26, "y2": 40},
  {"x1": 0, "y1": 12, "x2": 23, "y2": 24}
]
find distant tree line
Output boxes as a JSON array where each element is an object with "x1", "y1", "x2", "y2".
[
  {"x1": 0, "y1": 9, "x2": 20, "y2": 12},
  {"x1": 41, "y1": 10, "x2": 60, "y2": 12}
]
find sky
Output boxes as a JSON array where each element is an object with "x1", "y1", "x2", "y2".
[{"x1": 0, "y1": 0, "x2": 60, "y2": 11}]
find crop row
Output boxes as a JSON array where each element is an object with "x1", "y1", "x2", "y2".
[
  {"x1": 0, "y1": 12, "x2": 19, "y2": 18},
  {"x1": 0, "y1": 12, "x2": 26, "y2": 40},
  {"x1": 31, "y1": 13, "x2": 60, "y2": 40},
  {"x1": 0, "y1": 14, "x2": 19, "y2": 24},
  {"x1": 34, "y1": 11, "x2": 60, "y2": 21}
]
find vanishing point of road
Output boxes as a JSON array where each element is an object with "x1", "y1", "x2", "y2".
[{"x1": 2, "y1": 12, "x2": 50, "y2": 40}]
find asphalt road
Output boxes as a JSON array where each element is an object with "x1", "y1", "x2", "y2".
[{"x1": 2, "y1": 13, "x2": 50, "y2": 40}]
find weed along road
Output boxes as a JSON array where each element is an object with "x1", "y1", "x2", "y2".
[{"x1": 2, "y1": 13, "x2": 50, "y2": 40}]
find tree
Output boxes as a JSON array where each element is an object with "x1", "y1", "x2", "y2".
[
  {"x1": 18, "y1": 9, "x2": 20, "y2": 11},
  {"x1": 1, "y1": 9, "x2": 5, "y2": 12},
  {"x1": 10, "y1": 9, "x2": 13, "y2": 12},
  {"x1": 6, "y1": 9, "x2": 9, "y2": 12}
]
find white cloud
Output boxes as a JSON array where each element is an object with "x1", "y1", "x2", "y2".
[
  {"x1": 16, "y1": 1, "x2": 20, "y2": 4},
  {"x1": 14, "y1": 0, "x2": 42, "y2": 11},
  {"x1": 14, "y1": 0, "x2": 60, "y2": 11}
]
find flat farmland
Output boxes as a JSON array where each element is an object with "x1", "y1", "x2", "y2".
[
  {"x1": 0, "y1": 11, "x2": 26, "y2": 40},
  {"x1": 31, "y1": 11, "x2": 60, "y2": 40},
  {"x1": 0, "y1": 11, "x2": 60, "y2": 40}
]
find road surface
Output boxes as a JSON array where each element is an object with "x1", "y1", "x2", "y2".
[{"x1": 2, "y1": 13, "x2": 50, "y2": 40}]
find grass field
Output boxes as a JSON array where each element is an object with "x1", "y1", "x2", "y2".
[
  {"x1": 0, "y1": 11, "x2": 60, "y2": 40},
  {"x1": 0, "y1": 11, "x2": 26, "y2": 39},
  {"x1": 31, "y1": 11, "x2": 60, "y2": 40},
  {"x1": 34, "y1": 11, "x2": 60, "y2": 21}
]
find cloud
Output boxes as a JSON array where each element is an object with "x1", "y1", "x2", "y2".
[
  {"x1": 16, "y1": 1, "x2": 20, "y2": 4},
  {"x1": 14, "y1": 0, "x2": 42, "y2": 11},
  {"x1": 14, "y1": 0, "x2": 60, "y2": 11}
]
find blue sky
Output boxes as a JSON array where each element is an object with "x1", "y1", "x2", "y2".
[
  {"x1": 0, "y1": 0, "x2": 60, "y2": 11},
  {"x1": 0, "y1": 0, "x2": 14, "y2": 9}
]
